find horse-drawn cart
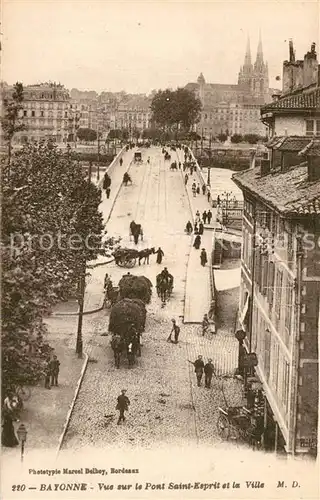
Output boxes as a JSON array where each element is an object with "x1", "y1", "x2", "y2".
[{"x1": 113, "y1": 248, "x2": 139, "y2": 268}]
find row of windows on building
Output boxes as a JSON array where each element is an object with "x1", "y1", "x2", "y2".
[
  {"x1": 251, "y1": 305, "x2": 291, "y2": 419},
  {"x1": 22, "y1": 110, "x2": 69, "y2": 118},
  {"x1": 22, "y1": 102, "x2": 68, "y2": 110}
]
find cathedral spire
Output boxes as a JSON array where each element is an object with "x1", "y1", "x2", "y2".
[
  {"x1": 255, "y1": 30, "x2": 264, "y2": 67},
  {"x1": 244, "y1": 35, "x2": 252, "y2": 67}
]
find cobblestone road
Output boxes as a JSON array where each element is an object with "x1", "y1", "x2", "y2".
[{"x1": 62, "y1": 146, "x2": 244, "y2": 450}]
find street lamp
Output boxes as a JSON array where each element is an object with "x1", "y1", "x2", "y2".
[
  {"x1": 17, "y1": 423, "x2": 27, "y2": 463},
  {"x1": 221, "y1": 190, "x2": 233, "y2": 226}
]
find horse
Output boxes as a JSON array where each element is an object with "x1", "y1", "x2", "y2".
[
  {"x1": 156, "y1": 273, "x2": 174, "y2": 306},
  {"x1": 138, "y1": 247, "x2": 155, "y2": 265},
  {"x1": 123, "y1": 172, "x2": 132, "y2": 186},
  {"x1": 110, "y1": 334, "x2": 125, "y2": 369},
  {"x1": 130, "y1": 222, "x2": 143, "y2": 245},
  {"x1": 110, "y1": 333, "x2": 140, "y2": 368}
]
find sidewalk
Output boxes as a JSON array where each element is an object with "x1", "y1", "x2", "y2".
[{"x1": 176, "y1": 149, "x2": 217, "y2": 323}]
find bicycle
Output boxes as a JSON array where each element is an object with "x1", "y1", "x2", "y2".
[{"x1": 15, "y1": 384, "x2": 31, "y2": 402}]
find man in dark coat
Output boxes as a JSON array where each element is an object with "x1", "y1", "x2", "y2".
[
  {"x1": 189, "y1": 355, "x2": 205, "y2": 387},
  {"x1": 156, "y1": 247, "x2": 164, "y2": 264},
  {"x1": 44, "y1": 358, "x2": 51, "y2": 389},
  {"x1": 202, "y1": 210, "x2": 207, "y2": 224},
  {"x1": 119, "y1": 158, "x2": 123, "y2": 166},
  {"x1": 184, "y1": 173, "x2": 189, "y2": 185},
  {"x1": 116, "y1": 389, "x2": 130, "y2": 424},
  {"x1": 204, "y1": 359, "x2": 215, "y2": 388},
  {"x1": 200, "y1": 248, "x2": 208, "y2": 266},
  {"x1": 50, "y1": 354, "x2": 60, "y2": 387},
  {"x1": 186, "y1": 221, "x2": 193, "y2": 234},
  {"x1": 207, "y1": 210, "x2": 213, "y2": 224},
  {"x1": 129, "y1": 220, "x2": 136, "y2": 240},
  {"x1": 198, "y1": 222, "x2": 204, "y2": 235},
  {"x1": 202, "y1": 184, "x2": 206, "y2": 195},
  {"x1": 103, "y1": 172, "x2": 111, "y2": 191}
]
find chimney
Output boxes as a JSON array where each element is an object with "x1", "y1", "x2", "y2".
[
  {"x1": 260, "y1": 158, "x2": 271, "y2": 176},
  {"x1": 289, "y1": 39, "x2": 295, "y2": 62},
  {"x1": 303, "y1": 42, "x2": 318, "y2": 87},
  {"x1": 308, "y1": 158, "x2": 320, "y2": 181}
]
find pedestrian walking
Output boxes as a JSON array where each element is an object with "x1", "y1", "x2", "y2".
[
  {"x1": 119, "y1": 158, "x2": 123, "y2": 167},
  {"x1": 44, "y1": 358, "x2": 51, "y2": 389},
  {"x1": 167, "y1": 319, "x2": 180, "y2": 343},
  {"x1": 204, "y1": 359, "x2": 215, "y2": 388},
  {"x1": 50, "y1": 354, "x2": 60, "y2": 387},
  {"x1": 194, "y1": 222, "x2": 199, "y2": 235},
  {"x1": 196, "y1": 184, "x2": 200, "y2": 195},
  {"x1": 185, "y1": 221, "x2": 193, "y2": 234},
  {"x1": 202, "y1": 313, "x2": 210, "y2": 336},
  {"x1": 106, "y1": 187, "x2": 111, "y2": 199},
  {"x1": 195, "y1": 210, "x2": 201, "y2": 223},
  {"x1": 193, "y1": 235, "x2": 201, "y2": 250},
  {"x1": 207, "y1": 191, "x2": 211, "y2": 203},
  {"x1": 202, "y1": 210, "x2": 207, "y2": 224},
  {"x1": 116, "y1": 389, "x2": 130, "y2": 425},
  {"x1": 103, "y1": 172, "x2": 111, "y2": 192},
  {"x1": 207, "y1": 210, "x2": 213, "y2": 224},
  {"x1": 202, "y1": 184, "x2": 206, "y2": 195},
  {"x1": 200, "y1": 248, "x2": 208, "y2": 266},
  {"x1": 189, "y1": 355, "x2": 205, "y2": 387},
  {"x1": 183, "y1": 162, "x2": 187, "y2": 172},
  {"x1": 217, "y1": 195, "x2": 221, "y2": 206},
  {"x1": 156, "y1": 247, "x2": 164, "y2": 264},
  {"x1": 185, "y1": 173, "x2": 189, "y2": 185},
  {"x1": 198, "y1": 222, "x2": 204, "y2": 235}
]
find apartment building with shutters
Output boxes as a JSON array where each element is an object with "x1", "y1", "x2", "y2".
[{"x1": 232, "y1": 41, "x2": 319, "y2": 456}]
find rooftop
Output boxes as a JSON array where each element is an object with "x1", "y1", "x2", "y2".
[
  {"x1": 261, "y1": 85, "x2": 320, "y2": 112},
  {"x1": 267, "y1": 136, "x2": 312, "y2": 152},
  {"x1": 232, "y1": 163, "x2": 320, "y2": 215},
  {"x1": 299, "y1": 139, "x2": 320, "y2": 157}
]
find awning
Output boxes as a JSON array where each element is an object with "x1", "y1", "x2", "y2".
[{"x1": 240, "y1": 294, "x2": 250, "y2": 328}]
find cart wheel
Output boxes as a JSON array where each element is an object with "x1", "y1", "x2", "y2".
[
  {"x1": 16, "y1": 385, "x2": 31, "y2": 401},
  {"x1": 126, "y1": 258, "x2": 136, "y2": 268},
  {"x1": 217, "y1": 414, "x2": 229, "y2": 440}
]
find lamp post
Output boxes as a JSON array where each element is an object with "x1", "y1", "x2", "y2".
[
  {"x1": 17, "y1": 424, "x2": 27, "y2": 463},
  {"x1": 221, "y1": 190, "x2": 233, "y2": 226}
]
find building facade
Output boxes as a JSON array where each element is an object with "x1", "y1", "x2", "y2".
[
  {"x1": 232, "y1": 41, "x2": 320, "y2": 456},
  {"x1": 1, "y1": 82, "x2": 72, "y2": 143},
  {"x1": 186, "y1": 35, "x2": 275, "y2": 138}
]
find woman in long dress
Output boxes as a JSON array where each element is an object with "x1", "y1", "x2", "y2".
[
  {"x1": 193, "y1": 235, "x2": 201, "y2": 250},
  {"x1": 2, "y1": 393, "x2": 19, "y2": 447}
]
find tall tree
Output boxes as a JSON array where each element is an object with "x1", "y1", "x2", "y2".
[
  {"x1": 150, "y1": 88, "x2": 202, "y2": 131},
  {"x1": 77, "y1": 127, "x2": 97, "y2": 142},
  {"x1": 1, "y1": 82, "x2": 25, "y2": 172},
  {"x1": 1, "y1": 141, "x2": 104, "y2": 393}
]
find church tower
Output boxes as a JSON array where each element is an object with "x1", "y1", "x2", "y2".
[
  {"x1": 252, "y1": 32, "x2": 269, "y2": 100},
  {"x1": 197, "y1": 72, "x2": 206, "y2": 105},
  {"x1": 238, "y1": 36, "x2": 253, "y2": 92}
]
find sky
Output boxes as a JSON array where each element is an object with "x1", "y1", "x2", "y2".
[{"x1": 2, "y1": 0, "x2": 320, "y2": 94}]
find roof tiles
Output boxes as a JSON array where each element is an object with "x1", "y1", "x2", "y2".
[{"x1": 232, "y1": 163, "x2": 320, "y2": 215}]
